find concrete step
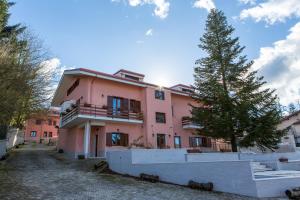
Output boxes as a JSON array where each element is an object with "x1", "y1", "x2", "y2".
[{"x1": 251, "y1": 162, "x2": 273, "y2": 172}]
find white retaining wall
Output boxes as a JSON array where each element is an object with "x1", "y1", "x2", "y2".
[
  {"x1": 186, "y1": 152, "x2": 239, "y2": 162},
  {"x1": 240, "y1": 152, "x2": 300, "y2": 162},
  {"x1": 107, "y1": 150, "x2": 258, "y2": 197},
  {"x1": 107, "y1": 149, "x2": 300, "y2": 198}
]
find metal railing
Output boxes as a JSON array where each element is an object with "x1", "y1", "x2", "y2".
[{"x1": 61, "y1": 104, "x2": 143, "y2": 125}]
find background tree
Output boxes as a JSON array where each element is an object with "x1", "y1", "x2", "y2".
[
  {"x1": 192, "y1": 9, "x2": 284, "y2": 152},
  {"x1": 0, "y1": 0, "x2": 57, "y2": 138}
]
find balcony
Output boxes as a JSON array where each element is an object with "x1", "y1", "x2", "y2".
[
  {"x1": 182, "y1": 117, "x2": 203, "y2": 129},
  {"x1": 61, "y1": 103, "x2": 143, "y2": 128}
]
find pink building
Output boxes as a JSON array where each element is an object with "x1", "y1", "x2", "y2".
[
  {"x1": 24, "y1": 109, "x2": 60, "y2": 143},
  {"x1": 52, "y1": 68, "x2": 230, "y2": 158}
]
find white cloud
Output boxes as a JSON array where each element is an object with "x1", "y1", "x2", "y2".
[
  {"x1": 240, "y1": 0, "x2": 300, "y2": 25},
  {"x1": 145, "y1": 28, "x2": 153, "y2": 36},
  {"x1": 253, "y1": 22, "x2": 300, "y2": 105},
  {"x1": 193, "y1": 0, "x2": 215, "y2": 12},
  {"x1": 239, "y1": 0, "x2": 256, "y2": 5},
  {"x1": 128, "y1": 0, "x2": 142, "y2": 6},
  {"x1": 121, "y1": 0, "x2": 170, "y2": 19}
]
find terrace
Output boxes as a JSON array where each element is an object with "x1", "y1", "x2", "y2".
[{"x1": 60, "y1": 103, "x2": 143, "y2": 128}]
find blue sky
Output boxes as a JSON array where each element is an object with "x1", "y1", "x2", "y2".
[{"x1": 9, "y1": 0, "x2": 300, "y2": 106}]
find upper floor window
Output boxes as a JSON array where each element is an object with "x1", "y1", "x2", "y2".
[
  {"x1": 30, "y1": 131, "x2": 37, "y2": 137},
  {"x1": 49, "y1": 132, "x2": 53, "y2": 138},
  {"x1": 48, "y1": 119, "x2": 52, "y2": 125},
  {"x1": 67, "y1": 79, "x2": 80, "y2": 96},
  {"x1": 130, "y1": 99, "x2": 141, "y2": 113},
  {"x1": 53, "y1": 121, "x2": 57, "y2": 126},
  {"x1": 125, "y1": 74, "x2": 140, "y2": 81},
  {"x1": 36, "y1": 119, "x2": 42, "y2": 125},
  {"x1": 156, "y1": 112, "x2": 166, "y2": 123},
  {"x1": 44, "y1": 132, "x2": 47, "y2": 137},
  {"x1": 155, "y1": 90, "x2": 165, "y2": 100}
]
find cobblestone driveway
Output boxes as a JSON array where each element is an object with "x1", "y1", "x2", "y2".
[{"x1": 0, "y1": 144, "x2": 286, "y2": 200}]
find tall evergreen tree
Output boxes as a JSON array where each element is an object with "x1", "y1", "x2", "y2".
[{"x1": 192, "y1": 9, "x2": 284, "y2": 152}]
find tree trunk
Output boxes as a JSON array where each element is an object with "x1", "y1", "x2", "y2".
[{"x1": 230, "y1": 135, "x2": 238, "y2": 152}]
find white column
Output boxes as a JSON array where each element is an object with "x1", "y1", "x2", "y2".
[{"x1": 84, "y1": 121, "x2": 91, "y2": 158}]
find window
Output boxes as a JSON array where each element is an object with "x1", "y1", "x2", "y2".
[
  {"x1": 30, "y1": 131, "x2": 37, "y2": 137},
  {"x1": 155, "y1": 90, "x2": 165, "y2": 100},
  {"x1": 36, "y1": 119, "x2": 42, "y2": 125},
  {"x1": 156, "y1": 112, "x2": 166, "y2": 123},
  {"x1": 157, "y1": 134, "x2": 166, "y2": 149},
  {"x1": 189, "y1": 137, "x2": 202, "y2": 147},
  {"x1": 107, "y1": 96, "x2": 129, "y2": 116},
  {"x1": 48, "y1": 119, "x2": 52, "y2": 125},
  {"x1": 67, "y1": 78, "x2": 80, "y2": 96},
  {"x1": 125, "y1": 74, "x2": 140, "y2": 81},
  {"x1": 189, "y1": 137, "x2": 211, "y2": 148},
  {"x1": 49, "y1": 132, "x2": 52, "y2": 138},
  {"x1": 44, "y1": 132, "x2": 47, "y2": 137},
  {"x1": 174, "y1": 136, "x2": 181, "y2": 148},
  {"x1": 130, "y1": 99, "x2": 141, "y2": 113},
  {"x1": 53, "y1": 121, "x2": 57, "y2": 126},
  {"x1": 106, "y1": 132, "x2": 129, "y2": 147}
]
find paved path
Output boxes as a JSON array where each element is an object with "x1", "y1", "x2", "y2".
[{"x1": 0, "y1": 144, "x2": 286, "y2": 200}]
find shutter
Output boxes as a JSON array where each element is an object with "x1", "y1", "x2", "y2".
[
  {"x1": 130, "y1": 100, "x2": 134, "y2": 112},
  {"x1": 189, "y1": 137, "x2": 193, "y2": 147},
  {"x1": 123, "y1": 98, "x2": 129, "y2": 111},
  {"x1": 107, "y1": 96, "x2": 113, "y2": 115},
  {"x1": 207, "y1": 138, "x2": 212, "y2": 148},
  {"x1": 123, "y1": 133, "x2": 129, "y2": 147},
  {"x1": 107, "y1": 96, "x2": 113, "y2": 108},
  {"x1": 122, "y1": 98, "x2": 129, "y2": 118},
  {"x1": 136, "y1": 101, "x2": 141, "y2": 113},
  {"x1": 106, "y1": 132, "x2": 112, "y2": 146},
  {"x1": 202, "y1": 137, "x2": 207, "y2": 147}
]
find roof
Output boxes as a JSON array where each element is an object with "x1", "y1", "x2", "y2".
[
  {"x1": 114, "y1": 69, "x2": 145, "y2": 77},
  {"x1": 281, "y1": 110, "x2": 300, "y2": 122},
  {"x1": 170, "y1": 84, "x2": 193, "y2": 89},
  {"x1": 51, "y1": 68, "x2": 191, "y2": 106}
]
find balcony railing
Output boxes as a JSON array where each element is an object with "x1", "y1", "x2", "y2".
[
  {"x1": 182, "y1": 117, "x2": 203, "y2": 129},
  {"x1": 61, "y1": 103, "x2": 143, "y2": 125}
]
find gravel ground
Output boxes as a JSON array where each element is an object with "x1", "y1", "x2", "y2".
[{"x1": 0, "y1": 144, "x2": 287, "y2": 200}]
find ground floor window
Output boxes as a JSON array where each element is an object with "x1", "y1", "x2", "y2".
[
  {"x1": 157, "y1": 134, "x2": 166, "y2": 149},
  {"x1": 106, "y1": 132, "x2": 128, "y2": 147},
  {"x1": 174, "y1": 136, "x2": 181, "y2": 148},
  {"x1": 190, "y1": 137, "x2": 202, "y2": 147},
  {"x1": 189, "y1": 136, "x2": 211, "y2": 148},
  {"x1": 49, "y1": 132, "x2": 52, "y2": 138},
  {"x1": 30, "y1": 131, "x2": 37, "y2": 137},
  {"x1": 44, "y1": 132, "x2": 47, "y2": 137}
]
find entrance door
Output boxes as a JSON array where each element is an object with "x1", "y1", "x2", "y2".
[
  {"x1": 95, "y1": 134, "x2": 98, "y2": 157},
  {"x1": 157, "y1": 134, "x2": 166, "y2": 149}
]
